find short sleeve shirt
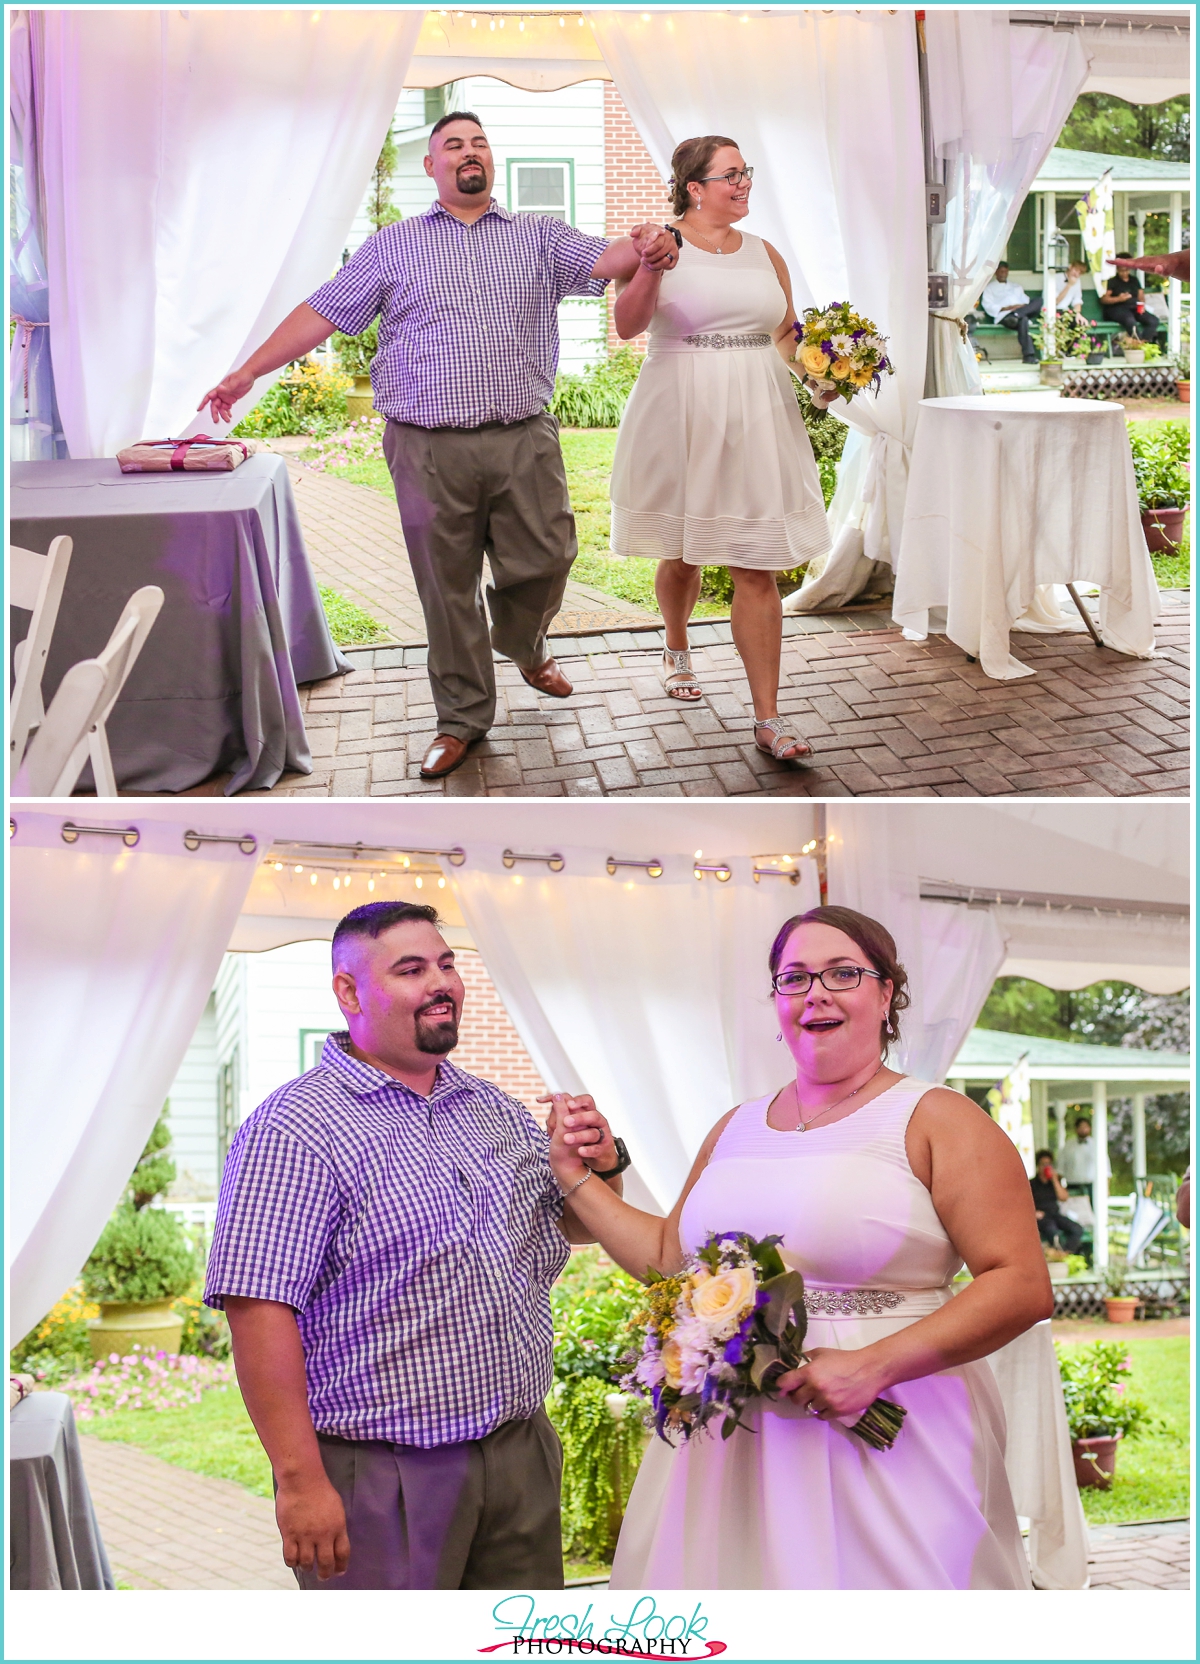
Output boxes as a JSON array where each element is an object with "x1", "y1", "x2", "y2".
[
  {"x1": 203, "y1": 1034, "x2": 570, "y2": 1447},
  {"x1": 306, "y1": 200, "x2": 609, "y2": 428}
]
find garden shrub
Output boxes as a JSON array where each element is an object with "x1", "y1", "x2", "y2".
[
  {"x1": 233, "y1": 359, "x2": 352, "y2": 439},
  {"x1": 81, "y1": 1206, "x2": 197, "y2": 1305},
  {"x1": 546, "y1": 1248, "x2": 649, "y2": 1562},
  {"x1": 1128, "y1": 420, "x2": 1190, "y2": 513},
  {"x1": 332, "y1": 319, "x2": 380, "y2": 379},
  {"x1": 551, "y1": 347, "x2": 643, "y2": 429},
  {"x1": 1056, "y1": 1339, "x2": 1159, "y2": 1442},
  {"x1": 10, "y1": 1284, "x2": 99, "y2": 1384}
]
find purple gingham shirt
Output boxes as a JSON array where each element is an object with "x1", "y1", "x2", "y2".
[
  {"x1": 203, "y1": 1033, "x2": 569, "y2": 1447},
  {"x1": 306, "y1": 200, "x2": 609, "y2": 429}
]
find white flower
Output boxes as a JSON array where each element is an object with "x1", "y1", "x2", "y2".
[{"x1": 831, "y1": 333, "x2": 853, "y2": 354}]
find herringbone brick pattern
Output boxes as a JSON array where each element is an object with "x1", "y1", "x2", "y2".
[{"x1": 232, "y1": 592, "x2": 1188, "y2": 799}]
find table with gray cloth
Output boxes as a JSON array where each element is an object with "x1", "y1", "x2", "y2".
[
  {"x1": 10, "y1": 1392, "x2": 114, "y2": 1589},
  {"x1": 10, "y1": 454, "x2": 349, "y2": 793}
]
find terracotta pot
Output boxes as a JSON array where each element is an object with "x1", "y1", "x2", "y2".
[
  {"x1": 1141, "y1": 507, "x2": 1186, "y2": 553},
  {"x1": 1103, "y1": 1295, "x2": 1141, "y2": 1324},
  {"x1": 1072, "y1": 1432, "x2": 1123, "y2": 1490},
  {"x1": 1177, "y1": 380, "x2": 1191, "y2": 404}
]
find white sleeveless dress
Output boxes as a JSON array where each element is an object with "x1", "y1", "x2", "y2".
[
  {"x1": 609, "y1": 234, "x2": 832, "y2": 571},
  {"x1": 610, "y1": 1078, "x2": 1032, "y2": 1590}
]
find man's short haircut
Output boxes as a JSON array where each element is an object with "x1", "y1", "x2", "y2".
[
  {"x1": 430, "y1": 110, "x2": 485, "y2": 141},
  {"x1": 1074, "y1": 1114, "x2": 1092, "y2": 1130},
  {"x1": 332, "y1": 901, "x2": 442, "y2": 968},
  {"x1": 1035, "y1": 1149, "x2": 1054, "y2": 1166}
]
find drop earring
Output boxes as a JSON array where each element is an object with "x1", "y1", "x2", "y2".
[{"x1": 885, "y1": 1017, "x2": 895, "y2": 1038}]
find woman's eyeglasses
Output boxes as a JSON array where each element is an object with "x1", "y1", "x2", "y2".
[
  {"x1": 771, "y1": 965, "x2": 885, "y2": 996},
  {"x1": 698, "y1": 167, "x2": 754, "y2": 187}
]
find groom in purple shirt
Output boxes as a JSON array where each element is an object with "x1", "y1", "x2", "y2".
[
  {"x1": 201, "y1": 112, "x2": 677, "y2": 780},
  {"x1": 204, "y1": 900, "x2": 626, "y2": 1589}
]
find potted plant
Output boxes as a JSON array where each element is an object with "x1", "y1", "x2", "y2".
[
  {"x1": 1128, "y1": 423, "x2": 1191, "y2": 552},
  {"x1": 1044, "y1": 1245, "x2": 1070, "y2": 1282},
  {"x1": 1176, "y1": 360, "x2": 1191, "y2": 405},
  {"x1": 1100, "y1": 1264, "x2": 1141, "y2": 1324},
  {"x1": 1118, "y1": 332, "x2": 1146, "y2": 365},
  {"x1": 1057, "y1": 1339, "x2": 1155, "y2": 1490},
  {"x1": 333, "y1": 320, "x2": 380, "y2": 423},
  {"x1": 81, "y1": 1116, "x2": 197, "y2": 1360}
]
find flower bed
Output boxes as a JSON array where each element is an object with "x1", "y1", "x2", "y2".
[{"x1": 60, "y1": 1347, "x2": 235, "y2": 1422}]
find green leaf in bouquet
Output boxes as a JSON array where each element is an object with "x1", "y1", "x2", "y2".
[
  {"x1": 749, "y1": 1341, "x2": 784, "y2": 1392},
  {"x1": 759, "y1": 1271, "x2": 808, "y2": 1343},
  {"x1": 751, "y1": 1236, "x2": 786, "y2": 1280}
]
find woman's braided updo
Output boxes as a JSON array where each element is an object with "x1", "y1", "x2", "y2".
[{"x1": 667, "y1": 134, "x2": 740, "y2": 218}]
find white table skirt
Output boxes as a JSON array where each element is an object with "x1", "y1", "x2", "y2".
[
  {"x1": 893, "y1": 396, "x2": 1161, "y2": 679},
  {"x1": 987, "y1": 1320, "x2": 1090, "y2": 1590}
]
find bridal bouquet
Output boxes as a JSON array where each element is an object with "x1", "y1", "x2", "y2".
[
  {"x1": 793, "y1": 302, "x2": 894, "y2": 404},
  {"x1": 622, "y1": 1231, "x2": 906, "y2": 1450}
]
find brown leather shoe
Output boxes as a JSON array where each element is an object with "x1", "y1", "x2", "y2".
[
  {"x1": 519, "y1": 657, "x2": 573, "y2": 699},
  {"x1": 419, "y1": 733, "x2": 472, "y2": 779}
]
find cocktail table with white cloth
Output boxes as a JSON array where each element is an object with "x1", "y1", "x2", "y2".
[
  {"x1": 10, "y1": 454, "x2": 349, "y2": 794},
  {"x1": 894, "y1": 397, "x2": 1160, "y2": 681}
]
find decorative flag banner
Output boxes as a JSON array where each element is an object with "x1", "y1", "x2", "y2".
[
  {"x1": 987, "y1": 1052, "x2": 1034, "y2": 1175},
  {"x1": 1076, "y1": 168, "x2": 1116, "y2": 284}
]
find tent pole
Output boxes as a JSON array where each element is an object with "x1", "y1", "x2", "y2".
[
  {"x1": 1053, "y1": 1098, "x2": 1067, "y2": 1162},
  {"x1": 1092, "y1": 1080, "x2": 1108, "y2": 1270}
]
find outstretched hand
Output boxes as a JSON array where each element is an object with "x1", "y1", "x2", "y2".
[
  {"x1": 197, "y1": 366, "x2": 256, "y2": 427},
  {"x1": 630, "y1": 222, "x2": 679, "y2": 272},
  {"x1": 539, "y1": 1091, "x2": 619, "y2": 1187}
]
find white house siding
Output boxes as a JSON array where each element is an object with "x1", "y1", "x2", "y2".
[
  {"x1": 239, "y1": 942, "x2": 344, "y2": 1116},
  {"x1": 343, "y1": 78, "x2": 607, "y2": 373},
  {"x1": 164, "y1": 995, "x2": 219, "y2": 1199}
]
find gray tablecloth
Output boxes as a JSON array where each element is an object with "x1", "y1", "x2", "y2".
[
  {"x1": 10, "y1": 454, "x2": 350, "y2": 793},
  {"x1": 10, "y1": 1392, "x2": 114, "y2": 1589}
]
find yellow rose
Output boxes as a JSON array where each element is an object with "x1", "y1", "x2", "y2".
[
  {"x1": 662, "y1": 1336, "x2": 684, "y2": 1387},
  {"x1": 831, "y1": 357, "x2": 853, "y2": 379},
  {"x1": 850, "y1": 364, "x2": 874, "y2": 386},
  {"x1": 799, "y1": 344, "x2": 829, "y2": 376},
  {"x1": 690, "y1": 1265, "x2": 757, "y2": 1336}
]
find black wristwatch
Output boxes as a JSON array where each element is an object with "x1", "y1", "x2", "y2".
[{"x1": 591, "y1": 1137, "x2": 632, "y2": 1180}]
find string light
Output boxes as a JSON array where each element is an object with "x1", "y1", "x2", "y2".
[
  {"x1": 802, "y1": 840, "x2": 818, "y2": 854},
  {"x1": 438, "y1": 877, "x2": 447, "y2": 889},
  {"x1": 310, "y1": 873, "x2": 318, "y2": 886},
  {"x1": 274, "y1": 861, "x2": 283, "y2": 871},
  {"x1": 415, "y1": 876, "x2": 424, "y2": 889},
  {"x1": 294, "y1": 864, "x2": 303, "y2": 873},
  {"x1": 368, "y1": 878, "x2": 376, "y2": 892}
]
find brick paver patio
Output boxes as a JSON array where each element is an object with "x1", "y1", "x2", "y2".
[{"x1": 77, "y1": 1428, "x2": 1189, "y2": 1591}]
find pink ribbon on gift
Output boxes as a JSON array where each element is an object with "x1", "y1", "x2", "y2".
[{"x1": 133, "y1": 434, "x2": 249, "y2": 470}]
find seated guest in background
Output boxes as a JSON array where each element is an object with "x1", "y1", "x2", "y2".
[
  {"x1": 1054, "y1": 261, "x2": 1088, "y2": 315},
  {"x1": 980, "y1": 262, "x2": 1041, "y2": 364},
  {"x1": 204, "y1": 900, "x2": 626, "y2": 1591},
  {"x1": 1059, "y1": 1114, "x2": 1097, "y2": 1203},
  {"x1": 1177, "y1": 1167, "x2": 1190, "y2": 1230},
  {"x1": 1100, "y1": 257, "x2": 1161, "y2": 344},
  {"x1": 1031, "y1": 1150, "x2": 1084, "y2": 1254}
]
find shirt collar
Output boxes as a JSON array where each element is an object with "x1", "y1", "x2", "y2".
[
  {"x1": 321, "y1": 1030, "x2": 478, "y2": 1106},
  {"x1": 427, "y1": 197, "x2": 512, "y2": 226}
]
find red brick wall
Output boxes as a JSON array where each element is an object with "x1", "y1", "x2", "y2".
[
  {"x1": 454, "y1": 951, "x2": 549, "y2": 1122},
  {"x1": 604, "y1": 83, "x2": 670, "y2": 355}
]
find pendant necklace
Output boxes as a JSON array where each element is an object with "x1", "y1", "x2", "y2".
[
  {"x1": 792, "y1": 1065, "x2": 886, "y2": 1132},
  {"x1": 684, "y1": 219, "x2": 734, "y2": 255}
]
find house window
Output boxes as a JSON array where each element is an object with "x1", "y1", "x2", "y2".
[
  {"x1": 216, "y1": 1046, "x2": 239, "y2": 1179},
  {"x1": 508, "y1": 159, "x2": 575, "y2": 224},
  {"x1": 299, "y1": 1029, "x2": 336, "y2": 1072}
]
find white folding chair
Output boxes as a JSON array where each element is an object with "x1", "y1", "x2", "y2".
[
  {"x1": 10, "y1": 584, "x2": 164, "y2": 797},
  {"x1": 9, "y1": 535, "x2": 74, "y2": 769}
]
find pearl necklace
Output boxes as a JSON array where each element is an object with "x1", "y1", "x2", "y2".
[{"x1": 790, "y1": 1066, "x2": 887, "y2": 1132}]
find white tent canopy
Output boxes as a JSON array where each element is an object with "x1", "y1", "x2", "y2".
[{"x1": 9, "y1": 799, "x2": 1189, "y2": 1338}]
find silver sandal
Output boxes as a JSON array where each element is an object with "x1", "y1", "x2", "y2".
[
  {"x1": 754, "y1": 716, "x2": 812, "y2": 762},
  {"x1": 660, "y1": 646, "x2": 702, "y2": 702}
]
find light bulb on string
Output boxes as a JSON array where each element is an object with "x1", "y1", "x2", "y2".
[
  {"x1": 368, "y1": 878, "x2": 376, "y2": 892},
  {"x1": 343, "y1": 873, "x2": 351, "y2": 888},
  {"x1": 294, "y1": 864, "x2": 303, "y2": 873},
  {"x1": 333, "y1": 876, "x2": 341, "y2": 890},
  {"x1": 274, "y1": 861, "x2": 283, "y2": 871},
  {"x1": 415, "y1": 876, "x2": 424, "y2": 889},
  {"x1": 310, "y1": 872, "x2": 318, "y2": 886},
  {"x1": 438, "y1": 877, "x2": 446, "y2": 889}
]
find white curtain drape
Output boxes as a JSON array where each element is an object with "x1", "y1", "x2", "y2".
[
  {"x1": 9, "y1": 813, "x2": 259, "y2": 1340},
  {"x1": 445, "y1": 847, "x2": 821, "y2": 1211},
  {"x1": 9, "y1": 12, "x2": 64, "y2": 461},
  {"x1": 825, "y1": 805, "x2": 1007, "y2": 1084},
  {"x1": 28, "y1": 8, "x2": 423, "y2": 458},
  {"x1": 926, "y1": 15, "x2": 1089, "y2": 397},
  {"x1": 587, "y1": 10, "x2": 927, "y2": 615}
]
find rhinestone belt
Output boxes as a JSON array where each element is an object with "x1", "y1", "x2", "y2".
[
  {"x1": 803, "y1": 1288, "x2": 907, "y2": 1316},
  {"x1": 680, "y1": 332, "x2": 773, "y2": 350}
]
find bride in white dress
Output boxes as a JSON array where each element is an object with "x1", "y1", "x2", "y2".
[
  {"x1": 610, "y1": 136, "x2": 834, "y2": 765},
  {"x1": 547, "y1": 906, "x2": 1051, "y2": 1589}
]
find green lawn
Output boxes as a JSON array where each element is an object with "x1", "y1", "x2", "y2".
[
  {"x1": 318, "y1": 585, "x2": 386, "y2": 646},
  {"x1": 82, "y1": 1384, "x2": 273, "y2": 1499},
  {"x1": 1061, "y1": 1334, "x2": 1191, "y2": 1526}
]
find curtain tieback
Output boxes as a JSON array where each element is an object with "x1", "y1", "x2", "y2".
[
  {"x1": 133, "y1": 434, "x2": 250, "y2": 470},
  {"x1": 930, "y1": 312, "x2": 969, "y2": 343},
  {"x1": 10, "y1": 315, "x2": 48, "y2": 405}
]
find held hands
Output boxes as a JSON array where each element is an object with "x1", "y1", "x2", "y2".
[
  {"x1": 275, "y1": 1473, "x2": 350, "y2": 1582},
  {"x1": 776, "y1": 1346, "x2": 886, "y2": 1422},
  {"x1": 540, "y1": 1091, "x2": 618, "y2": 1189},
  {"x1": 630, "y1": 222, "x2": 679, "y2": 273},
  {"x1": 802, "y1": 375, "x2": 841, "y2": 411},
  {"x1": 197, "y1": 365, "x2": 256, "y2": 427}
]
